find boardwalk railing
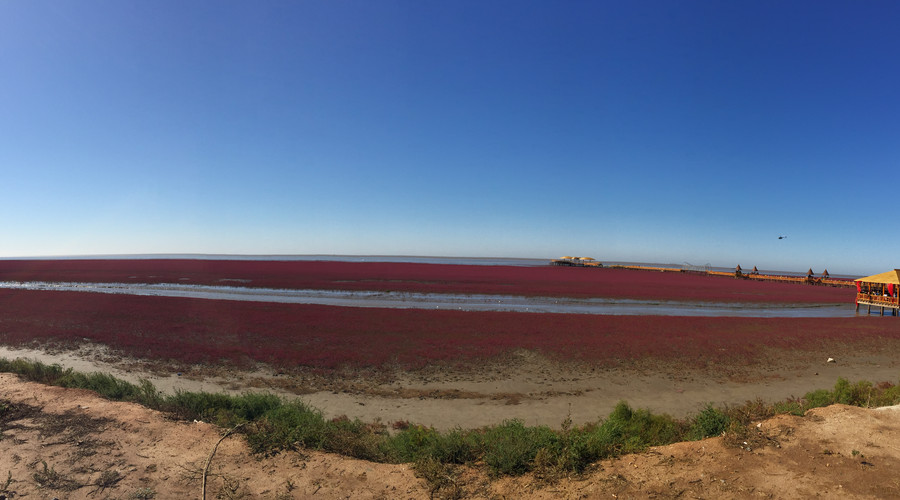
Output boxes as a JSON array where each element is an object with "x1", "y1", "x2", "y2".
[{"x1": 857, "y1": 293, "x2": 900, "y2": 308}]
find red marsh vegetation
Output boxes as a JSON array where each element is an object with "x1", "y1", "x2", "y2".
[
  {"x1": 0, "y1": 289, "x2": 895, "y2": 371},
  {"x1": 0, "y1": 259, "x2": 854, "y2": 303}
]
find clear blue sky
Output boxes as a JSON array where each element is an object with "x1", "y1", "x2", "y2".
[{"x1": 2, "y1": 1, "x2": 898, "y2": 275}]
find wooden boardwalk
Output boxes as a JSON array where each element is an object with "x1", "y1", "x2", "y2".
[{"x1": 549, "y1": 261, "x2": 855, "y2": 288}]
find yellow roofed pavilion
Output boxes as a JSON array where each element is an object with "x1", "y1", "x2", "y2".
[{"x1": 855, "y1": 270, "x2": 900, "y2": 316}]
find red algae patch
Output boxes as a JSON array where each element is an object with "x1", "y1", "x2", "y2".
[
  {"x1": 0, "y1": 289, "x2": 895, "y2": 371},
  {"x1": 0, "y1": 259, "x2": 853, "y2": 303}
]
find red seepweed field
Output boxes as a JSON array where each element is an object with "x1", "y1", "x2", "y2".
[
  {"x1": 0, "y1": 259, "x2": 895, "y2": 373},
  {"x1": 0, "y1": 258, "x2": 854, "y2": 302}
]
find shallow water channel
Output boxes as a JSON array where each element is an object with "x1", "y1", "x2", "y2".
[{"x1": 0, "y1": 281, "x2": 858, "y2": 317}]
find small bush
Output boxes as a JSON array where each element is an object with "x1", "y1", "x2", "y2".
[
  {"x1": 244, "y1": 400, "x2": 329, "y2": 454},
  {"x1": 481, "y1": 420, "x2": 558, "y2": 476},
  {"x1": 724, "y1": 397, "x2": 775, "y2": 426},
  {"x1": 833, "y1": 378, "x2": 873, "y2": 407},
  {"x1": 803, "y1": 388, "x2": 834, "y2": 409},
  {"x1": 772, "y1": 398, "x2": 804, "y2": 416},
  {"x1": 324, "y1": 415, "x2": 387, "y2": 461},
  {"x1": 600, "y1": 401, "x2": 683, "y2": 453},
  {"x1": 689, "y1": 404, "x2": 729, "y2": 440},
  {"x1": 383, "y1": 424, "x2": 444, "y2": 462}
]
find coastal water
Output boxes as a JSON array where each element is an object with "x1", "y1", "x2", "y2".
[{"x1": 0, "y1": 281, "x2": 858, "y2": 318}]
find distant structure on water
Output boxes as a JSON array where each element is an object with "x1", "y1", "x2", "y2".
[
  {"x1": 550, "y1": 256, "x2": 603, "y2": 267},
  {"x1": 682, "y1": 262, "x2": 712, "y2": 274}
]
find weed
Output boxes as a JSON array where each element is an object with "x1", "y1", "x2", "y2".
[
  {"x1": 217, "y1": 474, "x2": 249, "y2": 499},
  {"x1": 91, "y1": 469, "x2": 123, "y2": 494},
  {"x1": 32, "y1": 460, "x2": 79, "y2": 491},
  {"x1": 414, "y1": 456, "x2": 465, "y2": 500},
  {"x1": 772, "y1": 397, "x2": 804, "y2": 416},
  {"x1": 132, "y1": 486, "x2": 157, "y2": 499},
  {"x1": 1, "y1": 471, "x2": 12, "y2": 492},
  {"x1": 98, "y1": 470, "x2": 122, "y2": 486}
]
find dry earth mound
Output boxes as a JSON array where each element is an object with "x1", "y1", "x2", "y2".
[{"x1": 1, "y1": 373, "x2": 899, "y2": 499}]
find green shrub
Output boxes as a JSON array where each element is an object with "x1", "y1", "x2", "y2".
[
  {"x1": 600, "y1": 401, "x2": 682, "y2": 452},
  {"x1": 481, "y1": 420, "x2": 557, "y2": 476},
  {"x1": 803, "y1": 388, "x2": 834, "y2": 409},
  {"x1": 689, "y1": 404, "x2": 729, "y2": 440},
  {"x1": 431, "y1": 428, "x2": 481, "y2": 464},
  {"x1": 244, "y1": 400, "x2": 329, "y2": 454},
  {"x1": 382, "y1": 424, "x2": 444, "y2": 462},
  {"x1": 872, "y1": 382, "x2": 900, "y2": 407},
  {"x1": 323, "y1": 415, "x2": 387, "y2": 461},
  {"x1": 833, "y1": 378, "x2": 873, "y2": 407}
]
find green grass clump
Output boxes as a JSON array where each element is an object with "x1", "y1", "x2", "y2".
[
  {"x1": 0, "y1": 358, "x2": 68, "y2": 385},
  {"x1": 689, "y1": 404, "x2": 729, "y2": 440},
  {"x1": 161, "y1": 390, "x2": 282, "y2": 427}
]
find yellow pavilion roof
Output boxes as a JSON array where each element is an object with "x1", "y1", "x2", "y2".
[{"x1": 855, "y1": 270, "x2": 900, "y2": 284}]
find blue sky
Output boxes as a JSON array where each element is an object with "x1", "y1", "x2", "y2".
[{"x1": 2, "y1": 1, "x2": 898, "y2": 275}]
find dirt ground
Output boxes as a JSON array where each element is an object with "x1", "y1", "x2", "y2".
[{"x1": 2, "y1": 372, "x2": 900, "y2": 499}]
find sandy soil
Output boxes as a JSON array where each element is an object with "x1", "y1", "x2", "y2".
[{"x1": 2, "y1": 372, "x2": 900, "y2": 499}]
